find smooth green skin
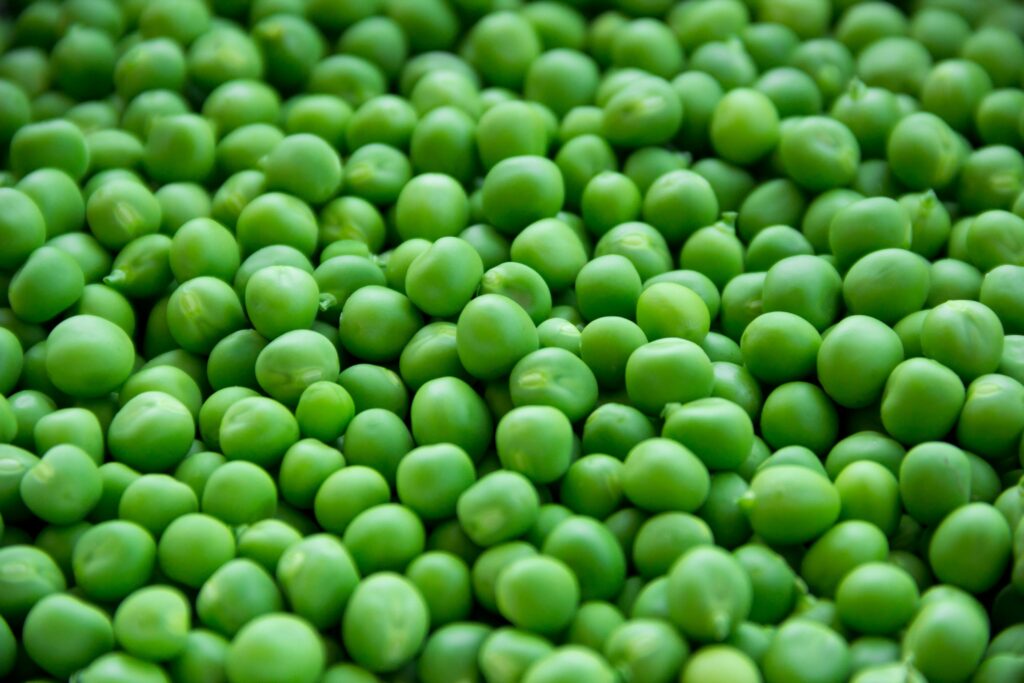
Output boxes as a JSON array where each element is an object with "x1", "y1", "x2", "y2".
[
  {"x1": 632, "y1": 512, "x2": 712, "y2": 580},
  {"x1": 167, "y1": 629, "x2": 229, "y2": 683},
  {"x1": 343, "y1": 142, "x2": 412, "y2": 205},
  {"x1": 342, "y1": 573, "x2": 429, "y2": 673},
  {"x1": 33, "y1": 407, "x2": 103, "y2": 465},
  {"x1": 903, "y1": 592, "x2": 989, "y2": 683},
  {"x1": 929, "y1": 502, "x2": 1011, "y2": 594},
  {"x1": 899, "y1": 442, "x2": 971, "y2": 526},
  {"x1": 760, "y1": 382, "x2": 838, "y2": 455},
  {"x1": 559, "y1": 455, "x2": 623, "y2": 520},
  {"x1": 47, "y1": 232, "x2": 112, "y2": 287},
  {"x1": 166, "y1": 276, "x2": 247, "y2": 354},
  {"x1": 800, "y1": 520, "x2": 889, "y2": 599},
  {"x1": 395, "y1": 321, "x2": 468, "y2": 389},
  {"x1": 641, "y1": 170, "x2": 720, "y2": 247},
  {"x1": 743, "y1": 465, "x2": 841, "y2": 545},
  {"x1": 23, "y1": 593, "x2": 114, "y2": 678},
  {"x1": 235, "y1": 193, "x2": 319, "y2": 258},
  {"x1": 778, "y1": 116, "x2": 859, "y2": 192},
  {"x1": 881, "y1": 358, "x2": 966, "y2": 446},
  {"x1": 197, "y1": 387, "x2": 259, "y2": 452},
  {"x1": 741, "y1": 311, "x2": 821, "y2": 385},
  {"x1": 604, "y1": 618, "x2": 688, "y2": 683},
  {"x1": 410, "y1": 382, "x2": 487, "y2": 466},
  {"x1": 886, "y1": 112, "x2": 962, "y2": 191},
  {"x1": 762, "y1": 255, "x2": 842, "y2": 332},
  {"x1": 169, "y1": 218, "x2": 240, "y2": 284},
  {"x1": 20, "y1": 444, "x2": 101, "y2": 525},
  {"x1": 73, "y1": 520, "x2": 155, "y2": 602},
  {"x1": 511, "y1": 218, "x2": 588, "y2": 293},
  {"x1": 921, "y1": 60, "x2": 992, "y2": 135},
  {"x1": 843, "y1": 248, "x2": 931, "y2": 326},
  {"x1": 965, "y1": 210, "x2": 1024, "y2": 272},
  {"x1": 829, "y1": 197, "x2": 912, "y2": 271},
  {"x1": 957, "y1": 374, "x2": 1024, "y2": 460},
  {"x1": 244, "y1": 265, "x2": 320, "y2": 341},
  {"x1": 662, "y1": 398, "x2": 753, "y2": 472},
  {"x1": 834, "y1": 563, "x2": 918, "y2": 637},
  {"x1": 520, "y1": 645, "x2": 617, "y2": 683},
  {"x1": 343, "y1": 503, "x2": 425, "y2": 574},
  {"x1": 262, "y1": 134, "x2": 342, "y2": 206},
  {"x1": 202, "y1": 460, "x2": 276, "y2": 526},
  {"x1": 626, "y1": 338, "x2": 714, "y2": 415},
  {"x1": 315, "y1": 255, "x2": 387, "y2": 322},
  {"x1": 144, "y1": 113, "x2": 216, "y2": 183},
  {"x1": 623, "y1": 438, "x2": 710, "y2": 513},
  {"x1": 682, "y1": 645, "x2": 761, "y2": 683},
  {"x1": 982, "y1": 265, "x2": 1024, "y2": 334},
  {"x1": 0, "y1": 543, "x2": 66, "y2": 622},
  {"x1": 579, "y1": 317, "x2": 648, "y2": 390},
  {"x1": 763, "y1": 619, "x2": 851, "y2": 683},
  {"x1": 817, "y1": 315, "x2": 905, "y2": 409},
  {"x1": 496, "y1": 556, "x2": 580, "y2": 636},
  {"x1": 976, "y1": 89, "x2": 1024, "y2": 147},
  {"x1": 593, "y1": 221, "x2": 673, "y2": 282},
  {"x1": 635, "y1": 282, "x2": 710, "y2": 344},
  {"x1": 417, "y1": 622, "x2": 492, "y2": 683},
  {"x1": 405, "y1": 237, "x2": 484, "y2": 317},
  {"x1": 235, "y1": 518, "x2": 303, "y2": 575},
  {"x1": 482, "y1": 156, "x2": 565, "y2": 234},
  {"x1": 745, "y1": 225, "x2": 814, "y2": 273},
  {"x1": 45, "y1": 314, "x2": 135, "y2": 398},
  {"x1": 920, "y1": 300, "x2": 1004, "y2": 382},
  {"x1": 17, "y1": 168, "x2": 84, "y2": 239},
  {"x1": 508, "y1": 347, "x2": 598, "y2": 423},
  {"x1": 457, "y1": 471, "x2": 539, "y2": 547},
  {"x1": 119, "y1": 475, "x2": 198, "y2": 537},
  {"x1": 456, "y1": 294, "x2": 539, "y2": 381},
  {"x1": 157, "y1": 514, "x2": 235, "y2": 589},
  {"x1": 113, "y1": 586, "x2": 191, "y2": 662},
  {"x1": 10, "y1": 119, "x2": 90, "y2": 180},
  {"x1": 700, "y1": 471, "x2": 755, "y2": 548},
  {"x1": 567, "y1": 601, "x2": 625, "y2": 651},
  {"x1": 581, "y1": 403, "x2": 657, "y2": 461},
  {"x1": 710, "y1": 88, "x2": 781, "y2": 166},
  {"x1": 397, "y1": 444, "x2": 477, "y2": 518},
  {"x1": 340, "y1": 285, "x2": 423, "y2": 363},
  {"x1": 394, "y1": 174, "x2": 469, "y2": 242},
  {"x1": 835, "y1": 461, "x2": 902, "y2": 537},
  {"x1": 100, "y1": 232, "x2": 173, "y2": 301},
  {"x1": 254, "y1": 330, "x2": 340, "y2": 407},
  {"x1": 342, "y1": 408, "x2": 414, "y2": 485},
  {"x1": 406, "y1": 551, "x2": 473, "y2": 628},
  {"x1": 339, "y1": 363, "x2": 409, "y2": 418},
  {"x1": 473, "y1": 542, "x2": 538, "y2": 614},
  {"x1": 278, "y1": 440, "x2": 344, "y2": 510},
  {"x1": 276, "y1": 534, "x2": 359, "y2": 629},
  {"x1": 734, "y1": 544, "x2": 798, "y2": 625},
  {"x1": 476, "y1": 101, "x2": 547, "y2": 170},
  {"x1": 108, "y1": 392, "x2": 195, "y2": 473},
  {"x1": 314, "y1": 465, "x2": 390, "y2": 536},
  {"x1": 496, "y1": 406, "x2": 573, "y2": 485},
  {"x1": 580, "y1": 173, "x2": 641, "y2": 238},
  {"x1": 543, "y1": 516, "x2": 626, "y2": 601},
  {"x1": 292, "y1": 381, "x2": 353, "y2": 443},
  {"x1": 667, "y1": 545, "x2": 752, "y2": 642},
  {"x1": 76, "y1": 651, "x2": 172, "y2": 682},
  {"x1": 90, "y1": 460, "x2": 142, "y2": 524},
  {"x1": 196, "y1": 558, "x2": 283, "y2": 638},
  {"x1": 226, "y1": 613, "x2": 324, "y2": 683}
]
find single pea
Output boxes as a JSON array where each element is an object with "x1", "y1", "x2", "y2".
[
  {"x1": 622, "y1": 438, "x2": 710, "y2": 514},
  {"x1": 73, "y1": 520, "x2": 156, "y2": 602},
  {"x1": 929, "y1": 502, "x2": 1012, "y2": 594},
  {"x1": 496, "y1": 556, "x2": 580, "y2": 636},
  {"x1": 957, "y1": 374, "x2": 1024, "y2": 460},
  {"x1": 710, "y1": 88, "x2": 780, "y2": 166},
  {"x1": 741, "y1": 311, "x2": 821, "y2": 385},
  {"x1": 294, "y1": 381, "x2": 354, "y2": 444},
  {"x1": 397, "y1": 443, "x2": 476, "y2": 521},
  {"x1": 236, "y1": 192, "x2": 319, "y2": 258},
  {"x1": 559, "y1": 455, "x2": 623, "y2": 520},
  {"x1": 920, "y1": 300, "x2": 1004, "y2": 382},
  {"x1": 668, "y1": 545, "x2": 752, "y2": 642},
  {"x1": 113, "y1": 585, "x2": 191, "y2": 662},
  {"x1": 119, "y1": 474, "x2": 198, "y2": 537},
  {"x1": 743, "y1": 465, "x2": 841, "y2": 545},
  {"x1": 899, "y1": 442, "x2": 971, "y2": 526},
  {"x1": 157, "y1": 513, "x2": 235, "y2": 589},
  {"x1": 760, "y1": 382, "x2": 839, "y2": 455},
  {"x1": 632, "y1": 512, "x2": 713, "y2": 580},
  {"x1": 457, "y1": 471, "x2": 540, "y2": 547},
  {"x1": 543, "y1": 516, "x2": 627, "y2": 601},
  {"x1": 202, "y1": 461, "x2": 277, "y2": 526},
  {"x1": 642, "y1": 170, "x2": 720, "y2": 247},
  {"x1": 762, "y1": 619, "x2": 851, "y2": 683},
  {"x1": 483, "y1": 156, "x2": 565, "y2": 235},
  {"x1": 902, "y1": 590, "x2": 989, "y2": 683},
  {"x1": 10, "y1": 119, "x2": 90, "y2": 180},
  {"x1": 508, "y1": 347, "x2": 598, "y2": 423},
  {"x1": 23, "y1": 593, "x2": 114, "y2": 678},
  {"x1": 20, "y1": 444, "x2": 102, "y2": 525},
  {"x1": 342, "y1": 573, "x2": 429, "y2": 673},
  {"x1": 886, "y1": 112, "x2": 963, "y2": 191},
  {"x1": 626, "y1": 338, "x2": 714, "y2": 415},
  {"x1": 593, "y1": 222, "x2": 674, "y2": 281}
]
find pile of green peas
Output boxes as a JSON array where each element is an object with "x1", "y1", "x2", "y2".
[{"x1": 4, "y1": 0, "x2": 1024, "y2": 681}]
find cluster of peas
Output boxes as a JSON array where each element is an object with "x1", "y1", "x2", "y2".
[{"x1": 5, "y1": 0, "x2": 1024, "y2": 681}]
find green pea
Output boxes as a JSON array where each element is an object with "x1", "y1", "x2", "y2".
[
  {"x1": 167, "y1": 629, "x2": 229, "y2": 683},
  {"x1": 667, "y1": 545, "x2": 751, "y2": 642},
  {"x1": 483, "y1": 156, "x2": 565, "y2": 234},
  {"x1": 294, "y1": 381, "x2": 354, "y2": 444},
  {"x1": 342, "y1": 573, "x2": 429, "y2": 673},
  {"x1": 405, "y1": 551, "x2": 472, "y2": 628},
  {"x1": 202, "y1": 460, "x2": 277, "y2": 526},
  {"x1": 763, "y1": 619, "x2": 851, "y2": 683},
  {"x1": 543, "y1": 516, "x2": 626, "y2": 601},
  {"x1": 458, "y1": 471, "x2": 539, "y2": 547},
  {"x1": 902, "y1": 590, "x2": 989, "y2": 683},
  {"x1": 899, "y1": 442, "x2": 971, "y2": 526},
  {"x1": 744, "y1": 465, "x2": 841, "y2": 545},
  {"x1": 73, "y1": 519, "x2": 155, "y2": 602},
  {"x1": 119, "y1": 474, "x2": 198, "y2": 536},
  {"x1": 632, "y1": 512, "x2": 712, "y2": 580},
  {"x1": 929, "y1": 502, "x2": 1011, "y2": 594},
  {"x1": 158, "y1": 513, "x2": 235, "y2": 588},
  {"x1": 623, "y1": 438, "x2": 710, "y2": 513},
  {"x1": 23, "y1": 592, "x2": 114, "y2": 678},
  {"x1": 626, "y1": 339, "x2": 714, "y2": 415},
  {"x1": 834, "y1": 461, "x2": 902, "y2": 537},
  {"x1": 800, "y1": 519, "x2": 890, "y2": 599},
  {"x1": 710, "y1": 88, "x2": 780, "y2": 166},
  {"x1": 920, "y1": 300, "x2": 1004, "y2": 382}
]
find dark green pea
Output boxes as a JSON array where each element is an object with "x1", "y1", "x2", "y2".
[
  {"x1": 910, "y1": 8, "x2": 970, "y2": 60},
  {"x1": 737, "y1": 178, "x2": 806, "y2": 243},
  {"x1": 543, "y1": 516, "x2": 626, "y2": 601},
  {"x1": 342, "y1": 408, "x2": 414, "y2": 485},
  {"x1": 210, "y1": 170, "x2": 265, "y2": 231},
  {"x1": 215, "y1": 123, "x2": 283, "y2": 176},
  {"x1": 929, "y1": 502, "x2": 1011, "y2": 594}
]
